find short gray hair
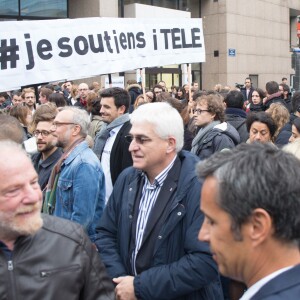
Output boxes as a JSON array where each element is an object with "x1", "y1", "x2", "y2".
[
  {"x1": 60, "y1": 107, "x2": 90, "y2": 137},
  {"x1": 130, "y1": 102, "x2": 184, "y2": 152}
]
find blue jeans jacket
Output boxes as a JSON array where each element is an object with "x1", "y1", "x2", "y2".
[{"x1": 54, "y1": 141, "x2": 105, "y2": 242}]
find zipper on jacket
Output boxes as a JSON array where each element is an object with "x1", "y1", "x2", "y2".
[
  {"x1": 7, "y1": 259, "x2": 18, "y2": 300},
  {"x1": 40, "y1": 264, "x2": 80, "y2": 278},
  {"x1": 8, "y1": 260, "x2": 13, "y2": 271}
]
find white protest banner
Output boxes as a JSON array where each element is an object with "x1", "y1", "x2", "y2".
[{"x1": 0, "y1": 17, "x2": 205, "y2": 92}]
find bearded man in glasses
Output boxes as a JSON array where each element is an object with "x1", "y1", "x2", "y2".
[
  {"x1": 95, "y1": 102, "x2": 223, "y2": 300},
  {"x1": 43, "y1": 106, "x2": 105, "y2": 243},
  {"x1": 31, "y1": 104, "x2": 63, "y2": 195}
]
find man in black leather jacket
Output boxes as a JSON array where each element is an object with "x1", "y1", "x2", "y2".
[{"x1": 0, "y1": 140, "x2": 115, "y2": 300}]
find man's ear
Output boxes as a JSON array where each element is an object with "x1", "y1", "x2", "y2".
[
  {"x1": 248, "y1": 208, "x2": 273, "y2": 247},
  {"x1": 72, "y1": 124, "x2": 81, "y2": 136},
  {"x1": 118, "y1": 105, "x2": 126, "y2": 115},
  {"x1": 166, "y1": 137, "x2": 176, "y2": 154}
]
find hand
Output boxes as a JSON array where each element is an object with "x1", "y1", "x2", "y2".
[{"x1": 113, "y1": 276, "x2": 137, "y2": 300}]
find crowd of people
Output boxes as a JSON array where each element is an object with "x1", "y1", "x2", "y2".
[{"x1": 0, "y1": 76, "x2": 300, "y2": 300}]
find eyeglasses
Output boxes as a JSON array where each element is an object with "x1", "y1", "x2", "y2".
[
  {"x1": 193, "y1": 109, "x2": 209, "y2": 115},
  {"x1": 79, "y1": 88, "x2": 88, "y2": 91},
  {"x1": 33, "y1": 130, "x2": 51, "y2": 138},
  {"x1": 51, "y1": 121, "x2": 77, "y2": 130},
  {"x1": 125, "y1": 134, "x2": 152, "y2": 145}
]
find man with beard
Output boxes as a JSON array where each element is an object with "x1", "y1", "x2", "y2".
[
  {"x1": 22, "y1": 88, "x2": 36, "y2": 115},
  {"x1": 31, "y1": 105, "x2": 62, "y2": 195},
  {"x1": 0, "y1": 140, "x2": 115, "y2": 300},
  {"x1": 44, "y1": 107, "x2": 105, "y2": 242}
]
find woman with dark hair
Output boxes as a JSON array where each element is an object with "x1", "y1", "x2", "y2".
[
  {"x1": 176, "y1": 87, "x2": 186, "y2": 101},
  {"x1": 289, "y1": 117, "x2": 300, "y2": 143},
  {"x1": 9, "y1": 105, "x2": 32, "y2": 140},
  {"x1": 164, "y1": 98, "x2": 194, "y2": 151},
  {"x1": 191, "y1": 94, "x2": 240, "y2": 159},
  {"x1": 246, "y1": 111, "x2": 277, "y2": 143},
  {"x1": 49, "y1": 93, "x2": 67, "y2": 108},
  {"x1": 247, "y1": 88, "x2": 265, "y2": 112},
  {"x1": 87, "y1": 98, "x2": 103, "y2": 139}
]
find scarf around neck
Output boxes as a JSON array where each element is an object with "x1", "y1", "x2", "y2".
[
  {"x1": 43, "y1": 137, "x2": 85, "y2": 214},
  {"x1": 93, "y1": 113, "x2": 130, "y2": 159},
  {"x1": 191, "y1": 120, "x2": 220, "y2": 155}
]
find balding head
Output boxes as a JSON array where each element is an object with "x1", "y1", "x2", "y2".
[{"x1": 78, "y1": 83, "x2": 89, "y2": 99}]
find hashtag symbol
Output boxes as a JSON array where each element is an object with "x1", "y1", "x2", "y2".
[{"x1": 0, "y1": 39, "x2": 20, "y2": 70}]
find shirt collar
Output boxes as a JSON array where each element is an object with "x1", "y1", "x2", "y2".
[{"x1": 143, "y1": 155, "x2": 177, "y2": 188}]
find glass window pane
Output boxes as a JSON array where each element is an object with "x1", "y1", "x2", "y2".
[
  {"x1": 152, "y1": 0, "x2": 177, "y2": 10},
  {"x1": 124, "y1": 0, "x2": 151, "y2": 5},
  {"x1": 21, "y1": 0, "x2": 67, "y2": 18},
  {"x1": 179, "y1": 0, "x2": 200, "y2": 18},
  {"x1": 0, "y1": 0, "x2": 18, "y2": 16}
]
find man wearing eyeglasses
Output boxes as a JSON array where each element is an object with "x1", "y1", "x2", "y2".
[
  {"x1": 44, "y1": 107, "x2": 105, "y2": 243},
  {"x1": 75, "y1": 82, "x2": 90, "y2": 109},
  {"x1": 31, "y1": 106, "x2": 62, "y2": 196},
  {"x1": 95, "y1": 103, "x2": 223, "y2": 300}
]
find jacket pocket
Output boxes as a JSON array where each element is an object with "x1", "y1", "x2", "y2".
[
  {"x1": 40, "y1": 264, "x2": 80, "y2": 278},
  {"x1": 57, "y1": 179, "x2": 73, "y2": 210}
]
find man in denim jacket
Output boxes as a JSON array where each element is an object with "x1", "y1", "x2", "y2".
[{"x1": 49, "y1": 107, "x2": 105, "y2": 242}]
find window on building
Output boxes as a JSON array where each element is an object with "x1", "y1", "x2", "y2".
[
  {"x1": 0, "y1": 0, "x2": 67, "y2": 19},
  {"x1": 0, "y1": 0, "x2": 18, "y2": 15},
  {"x1": 179, "y1": 0, "x2": 200, "y2": 18},
  {"x1": 123, "y1": 0, "x2": 151, "y2": 5},
  {"x1": 152, "y1": 0, "x2": 177, "y2": 10}
]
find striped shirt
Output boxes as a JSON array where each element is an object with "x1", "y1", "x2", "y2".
[{"x1": 132, "y1": 155, "x2": 177, "y2": 275}]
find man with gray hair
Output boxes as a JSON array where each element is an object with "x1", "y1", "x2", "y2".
[
  {"x1": 44, "y1": 107, "x2": 105, "y2": 242},
  {"x1": 95, "y1": 102, "x2": 222, "y2": 300},
  {"x1": 0, "y1": 140, "x2": 115, "y2": 299},
  {"x1": 197, "y1": 143, "x2": 300, "y2": 299}
]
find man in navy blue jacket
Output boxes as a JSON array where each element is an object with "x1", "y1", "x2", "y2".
[
  {"x1": 95, "y1": 102, "x2": 223, "y2": 300},
  {"x1": 198, "y1": 143, "x2": 300, "y2": 300}
]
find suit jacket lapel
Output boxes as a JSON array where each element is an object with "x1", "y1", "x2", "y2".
[
  {"x1": 140, "y1": 157, "x2": 181, "y2": 247},
  {"x1": 251, "y1": 264, "x2": 300, "y2": 299}
]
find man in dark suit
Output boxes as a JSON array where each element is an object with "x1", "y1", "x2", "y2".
[
  {"x1": 197, "y1": 142, "x2": 300, "y2": 300},
  {"x1": 241, "y1": 77, "x2": 254, "y2": 103},
  {"x1": 93, "y1": 87, "x2": 133, "y2": 204},
  {"x1": 95, "y1": 102, "x2": 223, "y2": 300}
]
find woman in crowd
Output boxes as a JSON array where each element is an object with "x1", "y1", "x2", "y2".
[
  {"x1": 247, "y1": 88, "x2": 265, "y2": 112},
  {"x1": 289, "y1": 117, "x2": 300, "y2": 143},
  {"x1": 87, "y1": 97, "x2": 103, "y2": 139},
  {"x1": 165, "y1": 98, "x2": 194, "y2": 151},
  {"x1": 266, "y1": 103, "x2": 291, "y2": 146},
  {"x1": 246, "y1": 111, "x2": 277, "y2": 143},
  {"x1": 191, "y1": 93, "x2": 240, "y2": 159},
  {"x1": 133, "y1": 94, "x2": 148, "y2": 110},
  {"x1": 9, "y1": 105, "x2": 32, "y2": 140},
  {"x1": 176, "y1": 87, "x2": 186, "y2": 101}
]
